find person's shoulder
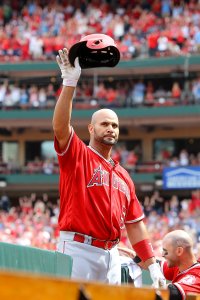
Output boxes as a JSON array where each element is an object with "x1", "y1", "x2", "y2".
[
  {"x1": 117, "y1": 164, "x2": 132, "y2": 177},
  {"x1": 72, "y1": 130, "x2": 86, "y2": 146},
  {"x1": 192, "y1": 262, "x2": 200, "y2": 270},
  {"x1": 64, "y1": 129, "x2": 88, "y2": 154},
  {"x1": 115, "y1": 161, "x2": 126, "y2": 171},
  {"x1": 116, "y1": 164, "x2": 136, "y2": 186}
]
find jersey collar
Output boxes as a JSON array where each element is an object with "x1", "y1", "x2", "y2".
[{"x1": 87, "y1": 145, "x2": 118, "y2": 166}]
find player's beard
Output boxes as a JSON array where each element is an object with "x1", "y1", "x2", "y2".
[
  {"x1": 94, "y1": 129, "x2": 118, "y2": 145},
  {"x1": 166, "y1": 258, "x2": 176, "y2": 268}
]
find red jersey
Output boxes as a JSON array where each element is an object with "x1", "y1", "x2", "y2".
[
  {"x1": 161, "y1": 260, "x2": 200, "y2": 298},
  {"x1": 54, "y1": 128, "x2": 144, "y2": 241}
]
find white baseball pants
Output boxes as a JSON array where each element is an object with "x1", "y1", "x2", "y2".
[{"x1": 57, "y1": 232, "x2": 121, "y2": 284}]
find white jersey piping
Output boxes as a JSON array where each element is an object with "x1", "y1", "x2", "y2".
[
  {"x1": 87, "y1": 145, "x2": 114, "y2": 164},
  {"x1": 56, "y1": 127, "x2": 74, "y2": 156}
]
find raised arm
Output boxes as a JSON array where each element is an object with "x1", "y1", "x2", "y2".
[{"x1": 52, "y1": 48, "x2": 81, "y2": 151}]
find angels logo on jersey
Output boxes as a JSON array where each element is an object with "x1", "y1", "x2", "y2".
[
  {"x1": 87, "y1": 165, "x2": 109, "y2": 187},
  {"x1": 178, "y1": 275, "x2": 196, "y2": 285},
  {"x1": 87, "y1": 164, "x2": 130, "y2": 201}
]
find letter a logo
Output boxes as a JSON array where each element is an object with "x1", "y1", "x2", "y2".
[{"x1": 87, "y1": 165, "x2": 103, "y2": 187}]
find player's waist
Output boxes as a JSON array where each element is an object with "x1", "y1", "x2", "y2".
[{"x1": 59, "y1": 231, "x2": 120, "y2": 250}]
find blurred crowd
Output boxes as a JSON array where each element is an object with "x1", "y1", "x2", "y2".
[
  {"x1": 0, "y1": 0, "x2": 200, "y2": 62},
  {"x1": 1, "y1": 144, "x2": 200, "y2": 175},
  {"x1": 0, "y1": 192, "x2": 59, "y2": 249},
  {"x1": 0, "y1": 190, "x2": 200, "y2": 259},
  {"x1": 112, "y1": 146, "x2": 200, "y2": 172},
  {"x1": 0, "y1": 156, "x2": 59, "y2": 175},
  {"x1": 0, "y1": 75, "x2": 200, "y2": 109},
  {"x1": 120, "y1": 189, "x2": 200, "y2": 258}
]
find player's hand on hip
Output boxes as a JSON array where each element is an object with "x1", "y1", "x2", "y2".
[
  {"x1": 56, "y1": 48, "x2": 81, "y2": 87},
  {"x1": 148, "y1": 263, "x2": 166, "y2": 289}
]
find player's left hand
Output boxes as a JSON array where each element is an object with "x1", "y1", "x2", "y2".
[
  {"x1": 56, "y1": 48, "x2": 81, "y2": 87},
  {"x1": 148, "y1": 263, "x2": 166, "y2": 288}
]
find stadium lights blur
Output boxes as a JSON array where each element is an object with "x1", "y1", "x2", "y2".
[
  {"x1": 140, "y1": 184, "x2": 154, "y2": 192},
  {"x1": 155, "y1": 179, "x2": 163, "y2": 187},
  {"x1": 0, "y1": 180, "x2": 7, "y2": 188}
]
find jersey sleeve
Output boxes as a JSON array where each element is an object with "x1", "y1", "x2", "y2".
[
  {"x1": 125, "y1": 179, "x2": 144, "y2": 223},
  {"x1": 54, "y1": 127, "x2": 86, "y2": 171},
  {"x1": 173, "y1": 267, "x2": 200, "y2": 296}
]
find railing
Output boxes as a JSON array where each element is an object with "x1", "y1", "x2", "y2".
[{"x1": 0, "y1": 241, "x2": 72, "y2": 278}]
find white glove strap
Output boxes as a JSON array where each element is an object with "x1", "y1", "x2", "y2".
[{"x1": 63, "y1": 78, "x2": 78, "y2": 87}]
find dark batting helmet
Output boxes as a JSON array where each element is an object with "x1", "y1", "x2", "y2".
[{"x1": 68, "y1": 33, "x2": 120, "y2": 69}]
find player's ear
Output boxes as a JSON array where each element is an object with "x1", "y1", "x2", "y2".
[
  {"x1": 88, "y1": 123, "x2": 93, "y2": 134},
  {"x1": 176, "y1": 246, "x2": 184, "y2": 256}
]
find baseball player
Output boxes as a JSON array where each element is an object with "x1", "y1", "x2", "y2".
[
  {"x1": 53, "y1": 48, "x2": 166, "y2": 287},
  {"x1": 161, "y1": 230, "x2": 200, "y2": 299}
]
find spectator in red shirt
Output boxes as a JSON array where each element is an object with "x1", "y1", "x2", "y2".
[
  {"x1": 147, "y1": 31, "x2": 159, "y2": 56},
  {"x1": 124, "y1": 150, "x2": 138, "y2": 172},
  {"x1": 171, "y1": 81, "x2": 181, "y2": 100},
  {"x1": 145, "y1": 80, "x2": 155, "y2": 105},
  {"x1": 189, "y1": 190, "x2": 200, "y2": 213},
  {"x1": 105, "y1": 87, "x2": 118, "y2": 104},
  {"x1": 95, "y1": 83, "x2": 107, "y2": 101}
]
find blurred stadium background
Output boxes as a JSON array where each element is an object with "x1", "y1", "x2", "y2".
[{"x1": 0, "y1": 0, "x2": 200, "y2": 258}]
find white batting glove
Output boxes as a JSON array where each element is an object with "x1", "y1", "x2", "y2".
[
  {"x1": 56, "y1": 48, "x2": 81, "y2": 87},
  {"x1": 148, "y1": 263, "x2": 166, "y2": 288}
]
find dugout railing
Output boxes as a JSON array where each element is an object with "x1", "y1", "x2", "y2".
[
  {"x1": 0, "y1": 241, "x2": 151, "y2": 285},
  {"x1": 0, "y1": 241, "x2": 72, "y2": 278},
  {"x1": 0, "y1": 242, "x2": 199, "y2": 300}
]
